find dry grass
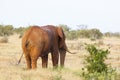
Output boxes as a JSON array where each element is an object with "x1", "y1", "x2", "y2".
[{"x1": 0, "y1": 34, "x2": 120, "y2": 80}]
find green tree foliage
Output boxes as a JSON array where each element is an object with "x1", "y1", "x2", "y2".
[
  {"x1": 104, "y1": 32, "x2": 111, "y2": 37},
  {"x1": 0, "y1": 24, "x2": 30, "y2": 37},
  {"x1": 14, "y1": 26, "x2": 30, "y2": 38},
  {"x1": 14, "y1": 27, "x2": 27, "y2": 34},
  {"x1": 77, "y1": 29, "x2": 90, "y2": 38},
  {"x1": 104, "y1": 32, "x2": 120, "y2": 38},
  {"x1": 89, "y1": 29, "x2": 103, "y2": 39},
  {"x1": 67, "y1": 30, "x2": 78, "y2": 40},
  {"x1": 0, "y1": 25, "x2": 4, "y2": 36},
  {"x1": 59, "y1": 24, "x2": 103, "y2": 40},
  {"x1": 59, "y1": 24, "x2": 70, "y2": 32},
  {"x1": 0, "y1": 25, "x2": 14, "y2": 36},
  {"x1": 59, "y1": 24, "x2": 78, "y2": 40},
  {"x1": 1, "y1": 24, "x2": 119, "y2": 39},
  {"x1": 77, "y1": 29, "x2": 103, "y2": 39}
]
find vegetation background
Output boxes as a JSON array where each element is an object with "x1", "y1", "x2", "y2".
[{"x1": 0, "y1": 24, "x2": 120, "y2": 80}]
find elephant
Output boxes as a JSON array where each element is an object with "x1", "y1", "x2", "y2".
[{"x1": 21, "y1": 25, "x2": 70, "y2": 69}]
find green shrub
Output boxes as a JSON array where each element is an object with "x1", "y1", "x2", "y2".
[
  {"x1": 81, "y1": 44, "x2": 119, "y2": 80},
  {"x1": 85, "y1": 44, "x2": 109, "y2": 73},
  {"x1": 0, "y1": 25, "x2": 14, "y2": 36},
  {"x1": 66, "y1": 31, "x2": 78, "y2": 40},
  {"x1": 14, "y1": 26, "x2": 30, "y2": 38},
  {"x1": 104, "y1": 32, "x2": 120, "y2": 38}
]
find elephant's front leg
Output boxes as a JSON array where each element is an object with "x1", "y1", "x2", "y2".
[
  {"x1": 51, "y1": 51, "x2": 59, "y2": 68},
  {"x1": 41, "y1": 54, "x2": 48, "y2": 68},
  {"x1": 59, "y1": 50, "x2": 66, "y2": 67}
]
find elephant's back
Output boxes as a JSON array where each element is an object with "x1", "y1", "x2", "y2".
[
  {"x1": 23, "y1": 26, "x2": 50, "y2": 50},
  {"x1": 25, "y1": 26, "x2": 49, "y2": 44}
]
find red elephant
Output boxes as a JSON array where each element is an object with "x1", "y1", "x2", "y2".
[{"x1": 22, "y1": 25, "x2": 69, "y2": 69}]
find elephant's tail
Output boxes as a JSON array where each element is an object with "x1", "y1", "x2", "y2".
[
  {"x1": 18, "y1": 27, "x2": 32, "y2": 65},
  {"x1": 17, "y1": 37, "x2": 30, "y2": 65},
  {"x1": 17, "y1": 53, "x2": 23, "y2": 65},
  {"x1": 17, "y1": 40, "x2": 29, "y2": 65},
  {"x1": 22, "y1": 27, "x2": 33, "y2": 53}
]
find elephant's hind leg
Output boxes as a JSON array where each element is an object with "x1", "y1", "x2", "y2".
[
  {"x1": 31, "y1": 57, "x2": 37, "y2": 69},
  {"x1": 25, "y1": 55, "x2": 31, "y2": 69},
  {"x1": 41, "y1": 54, "x2": 48, "y2": 68},
  {"x1": 30, "y1": 47, "x2": 40, "y2": 69}
]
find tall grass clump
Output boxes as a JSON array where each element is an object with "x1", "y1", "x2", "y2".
[
  {"x1": 50, "y1": 67, "x2": 64, "y2": 80},
  {"x1": 82, "y1": 44, "x2": 118, "y2": 80}
]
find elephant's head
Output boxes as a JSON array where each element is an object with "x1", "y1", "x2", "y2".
[
  {"x1": 57, "y1": 27, "x2": 76, "y2": 54},
  {"x1": 57, "y1": 27, "x2": 67, "y2": 51},
  {"x1": 57, "y1": 27, "x2": 69, "y2": 66}
]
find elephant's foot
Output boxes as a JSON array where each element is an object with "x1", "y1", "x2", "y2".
[
  {"x1": 27, "y1": 66, "x2": 31, "y2": 70},
  {"x1": 31, "y1": 61, "x2": 37, "y2": 69},
  {"x1": 42, "y1": 55, "x2": 48, "y2": 68}
]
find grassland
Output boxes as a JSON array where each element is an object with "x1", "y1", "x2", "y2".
[{"x1": 0, "y1": 34, "x2": 120, "y2": 80}]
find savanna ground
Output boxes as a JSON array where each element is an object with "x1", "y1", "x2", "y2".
[{"x1": 0, "y1": 34, "x2": 120, "y2": 80}]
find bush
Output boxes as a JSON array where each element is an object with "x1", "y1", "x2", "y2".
[
  {"x1": 0, "y1": 25, "x2": 14, "y2": 36},
  {"x1": 77, "y1": 29, "x2": 90, "y2": 38},
  {"x1": 66, "y1": 30, "x2": 78, "y2": 40},
  {"x1": 81, "y1": 44, "x2": 119, "y2": 80},
  {"x1": 77, "y1": 29, "x2": 103, "y2": 39},
  {"x1": 104, "y1": 32, "x2": 120, "y2": 38},
  {"x1": 14, "y1": 26, "x2": 30, "y2": 38},
  {"x1": 0, "y1": 36, "x2": 8, "y2": 43},
  {"x1": 58, "y1": 24, "x2": 103, "y2": 40},
  {"x1": 85, "y1": 44, "x2": 109, "y2": 73}
]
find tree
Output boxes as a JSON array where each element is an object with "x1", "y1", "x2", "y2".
[
  {"x1": 89, "y1": 28, "x2": 103, "y2": 39},
  {"x1": 58, "y1": 24, "x2": 70, "y2": 32},
  {"x1": 0, "y1": 25, "x2": 14, "y2": 36}
]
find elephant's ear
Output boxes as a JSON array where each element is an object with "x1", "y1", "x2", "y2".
[
  {"x1": 57, "y1": 27, "x2": 65, "y2": 39},
  {"x1": 57, "y1": 27, "x2": 66, "y2": 48}
]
